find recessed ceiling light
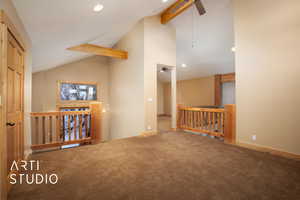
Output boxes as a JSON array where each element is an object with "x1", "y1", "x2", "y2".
[
  {"x1": 181, "y1": 63, "x2": 187, "y2": 68},
  {"x1": 231, "y1": 47, "x2": 236, "y2": 52},
  {"x1": 94, "y1": 4, "x2": 104, "y2": 12},
  {"x1": 162, "y1": 0, "x2": 169, "y2": 3}
]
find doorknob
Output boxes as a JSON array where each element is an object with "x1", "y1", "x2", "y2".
[{"x1": 6, "y1": 122, "x2": 15, "y2": 127}]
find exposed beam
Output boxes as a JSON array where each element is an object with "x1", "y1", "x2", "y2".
[
  {"x1": 161, "y1": 0, "x2": 194, "y2": 24},
  {"x1": 67, "y1": 44, "x2": 128, "y2": 59}
]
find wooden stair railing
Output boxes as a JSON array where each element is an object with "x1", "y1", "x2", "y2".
[
  {"x1": 31, "y1": 102, "x2": 102, "y2": 150},
  {"x1": 177, "y1": 104, "x2": 236, "y2": 143}
]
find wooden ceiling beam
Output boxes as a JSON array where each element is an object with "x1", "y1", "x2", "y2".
[
  {"x1": 67, "y1": 44, "x2": 128, "y2": 59},
  {"x1": 161, "y1": 0, "x2": 194, "y2": 24}
]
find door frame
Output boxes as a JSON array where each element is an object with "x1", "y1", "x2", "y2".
[
  {"x1": 214, "y1": 73, "x2": 235, "y2": 106},
  {"x1": 0, "y1": 10, "x2": 26, "y2": 200}
]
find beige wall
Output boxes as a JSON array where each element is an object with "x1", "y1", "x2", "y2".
[
  {"x1": 109, "y1": 15, "x2": 176, "y2": 138},
  {"x1": 157, "y1": 80, "x2": 164, "y2": 115},
  {"x1": 144, "y1": 15, "x2": 176, "y2": 131},
  {"x1": 109, "y1": 20, "x2": 145, "y2": 139},
  {"x1": 0, "y1": 0, "x2": 32, "y2": 198},
  {"x1": 234, "y1": 0, "x2": 300, "y2": 154},
  {"x1": 164, "y1": 76, "x2": 215, "y2": 115},
  {"x1": 32, "y1": 56, "x2": 110, "y2": 141}
]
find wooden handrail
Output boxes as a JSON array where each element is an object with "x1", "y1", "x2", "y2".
[
  {"x1": 30, "y1": 103, "x2": 102, "y2": 151},
  {"x1": 177, "y1": 104, "x2": 236, "y2": 143},
  {"x1": 178, "y1": 106, "x2": 225, "y2": 113},
  {"x1": 31, "y1": 110, "x2": 91, "y2": 116}
]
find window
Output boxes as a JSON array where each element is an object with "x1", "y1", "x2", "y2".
[{"x1": 57, "y1": 81, "x2": 97, "y2": 102}]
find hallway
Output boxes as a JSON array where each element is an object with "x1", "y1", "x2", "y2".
[{"x1": 157, "y1": 116, "x2": 171, "y2": 132}]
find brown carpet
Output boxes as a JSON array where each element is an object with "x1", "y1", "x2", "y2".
[{"x1": 9, "y1": 132, "x2": 300, "y2": 200}]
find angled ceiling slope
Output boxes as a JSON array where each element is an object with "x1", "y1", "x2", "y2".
[{"x1": 12, "y1": 0, "x2": 177, "y2": 72}]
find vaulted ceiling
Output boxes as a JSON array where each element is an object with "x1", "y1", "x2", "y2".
[{"x1": 13, "y1": 0, "x2": 234, "y2": 80}]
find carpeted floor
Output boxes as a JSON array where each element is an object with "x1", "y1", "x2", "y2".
[{"x1": 9, "y1": 132, "x2": 300, "y2": 200}]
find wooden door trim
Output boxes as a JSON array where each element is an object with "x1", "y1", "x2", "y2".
[
  {"x1": 0, "y1": 11, "x2": 26, "y2": 200},
  {"x1": 0, "y1": 22, "x2": 8, "y2": 200},
  {"x1": 214, "y1": 73, "x2": 235, "y2": 106},
  {"x1": 0, "y1": 10, "x2": 26, "y2": 51}
]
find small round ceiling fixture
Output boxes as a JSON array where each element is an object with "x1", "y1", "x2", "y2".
[
  {"x1": 181, "y1": 63, "x2": 187, "y2": 68},
  {"x1": 162, "y1": 0, "x2": 169, "y2": 3},
  {"x1": 231, "y1": 47, "x2": 236, "y2": 52},
  {"x1": 160, "y1": 67, "x2": 167, "y2": 73},
  {"x1": 94, "y1": 4, "x2": 104, "y2": 12}
]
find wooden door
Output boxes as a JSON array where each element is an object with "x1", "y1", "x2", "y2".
[{"x1": 6, "y1": 32, "x2": 24, "y2": 175}]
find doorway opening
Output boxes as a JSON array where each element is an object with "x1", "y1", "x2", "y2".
[{"x1": 156, "y1": 65, "x2": 176, "y2": 133}]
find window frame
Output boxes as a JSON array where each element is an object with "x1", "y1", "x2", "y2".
[{"x1": 56, "y1": 80, "x2": 98, "y2": 104}]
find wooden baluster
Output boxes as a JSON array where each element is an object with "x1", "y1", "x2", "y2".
[
  {"x1": 35, "y1": 117, "x2": 39, "y2": 145},
  {"x1": 196, "y1": 111, "x2": 199, "y2": 128},
  {"x1": 197, "y1": 111, "x2": 200, "y2": 128},
  {"x1": 178, "y1": 110, "x2": 184, "y2": 128},
  {"x1": 190, "y1": 111, "x2": 192, "y2": 128},
  {"x1": 42, "y1": 116, "x2": 46, "y2": 144},
  {"x1": 221, "y1": 112, "x2": 224, "y2": 134},
  {"x1": 195, "y1": 111, "x2": 198, "y2": 128},
  {"x1": 56, "y1": 115, "x2": 60, "y2": 142},
  {"x1": 212, "y1": 112, "x2": 216, "y2": 132},
  {"x1": 85, "y1": 114, "x2": 89, "y2": 137},
  {"x1": 207, "y1": 112, "x2": 211, "y2": 131},
  {"x1": 189, "y1": 111, "x2": 192, "y2": 128},
  {"x1": 62, "y1": 115, "x2": 65, "y2": 142},
  {"x1": 218, "y1": 112, "x2": 221, "y2": 133},
  {"x1": 203, "y1": 112, "x2": 206, "y2": 129},
  {"x1": 206, "y1": 112, "x2": 209, "y2": 131},
  {"x1": 49, "y1": 116, "x2": 53, "y2": 143},
  {"x1": 74, "y1": 114, "x2": 77, "y2": 140},
  {"x1": 186, "y1": 110, "x2": 188, "y2": 128},
  {"x1": 186, "y1": 110, "x2": 189, "y2": 128},
  {"x1": 184, "y1": 110, "x2": 188, "y2": 128},
  {"x1": 200, "y1": 112, "x2": 203, "y2": 129},
  {"x1": 180, "y1": 110, "x2": 184, "y2": 128},
  {"x1": 194, "y1": 111, "x2": 197, "y2": 128},
  {"x1": 191, "y1": 111, "x2": 193, "y2": 128},
  {"x1": 68, "y1": 115, "x2": 71, "y2": 141},
  {"x1": 183, "y1": 110, "x2": 185, "y2": 127},
  {"x1": 79, "y1": 114, "x2": 83, "y2": 139}
]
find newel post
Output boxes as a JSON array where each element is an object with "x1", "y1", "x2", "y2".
[
  {"x1": 224, "y1": 104, "x2": 236, "y2": 144},
  {"x1": 90, "y1": 102, "x2": 102, "y2": 144}
]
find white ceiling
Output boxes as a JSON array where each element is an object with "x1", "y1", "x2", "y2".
[
  {"x1": 161, "y1": 0, "x2": 235, "y2": 82},
  {"x1": 13, "y1": 0, "x2": 235, "y2": 80}
]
